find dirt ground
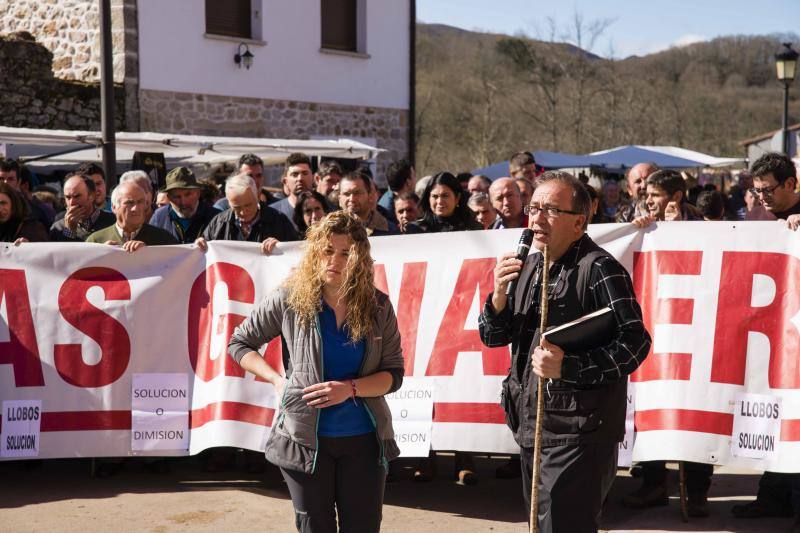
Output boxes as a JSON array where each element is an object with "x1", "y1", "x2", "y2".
[{"x1": 0, "y1": 454, "x2": 795, "y2": 533}]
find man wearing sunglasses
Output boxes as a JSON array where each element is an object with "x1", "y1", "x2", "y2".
[
  {"x1": 745, "y1": 152, "x2": 800, "y2": 228},
  {"x1": 480, "y1": 171, "x2": 651, "y2": 532}
]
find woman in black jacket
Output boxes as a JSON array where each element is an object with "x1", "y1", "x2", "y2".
[
  {"x1": 405, "y1": 172, "x2": 483, "y2": 233},
  {"x1": 0, "y1": 182, "x2": 47, "y2": 243}
]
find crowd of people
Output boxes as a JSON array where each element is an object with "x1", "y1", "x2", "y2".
[
  {"x1": 3, "y1": 150, "x2": 798, "y2": 250},
  {"x1": 2, "y1": 148, "x2": 800, "y2": 532}
]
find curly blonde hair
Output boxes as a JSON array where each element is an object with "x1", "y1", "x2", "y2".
[{"x1": 284, "y1": 210, "x2": 377, "y2": 342}]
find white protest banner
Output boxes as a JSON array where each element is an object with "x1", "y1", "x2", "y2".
[
  {"x1": 385, "y1": 377, "x2": 434, "y2": 457},
  {"x1": 731, "y1": 393, "x2": 782, "y2": 460},
  {"x1": 131, "y1": 373, "x2": 189, "y2": 452},
  {"x1": 2, "y1": 222, "x2": 800, "y2": 473},
  {"x1": 1, "y1": 400, "x2": 42, "y2": 458},
  {"x1": 618, "y1": 385, "x2": 636, "y2": 468}
]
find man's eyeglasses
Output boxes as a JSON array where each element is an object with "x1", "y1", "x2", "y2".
[
  {"x1": 523, "y1": 204, "x2": 581, "y2": 218},
  {"x1": 749, "y1": 183, "x2": 781, "y2": 197}
]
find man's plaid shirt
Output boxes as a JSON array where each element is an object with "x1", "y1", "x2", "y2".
[{"x1": 479, "y1": 234, "x2": 651, "y2": 387}]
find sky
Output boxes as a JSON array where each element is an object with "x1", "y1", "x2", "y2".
[{"x1": 417, "y1": 0, "x2": 800, "y2": 58}]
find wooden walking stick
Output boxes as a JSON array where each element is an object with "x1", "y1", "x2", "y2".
[
  {"x1": 679, "y1": 461, "x2": 689, "y2": 522},
  {"x1": 530, "y1": 245, "x2": 550, "y2": 533}
]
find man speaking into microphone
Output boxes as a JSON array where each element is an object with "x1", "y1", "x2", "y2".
[{"x1": 479, "y1": 171, "x2": 651, "y2": 532}]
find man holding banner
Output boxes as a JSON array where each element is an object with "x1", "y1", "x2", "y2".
[{"x1": 480, "y1": 171, "x2": 651, "y2": 532}]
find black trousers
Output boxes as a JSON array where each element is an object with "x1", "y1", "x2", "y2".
[
  {"x1": 280, "y1": 433, "x2": 386, "y2": 533},
  {"x1": 640, "y1": 460, "x2": 713, "y2": 494},
  {"x1": 755, "y1": 471, "x2": 796, "y2": 513},
  {"x1": 521, "y1": 442, "x2": 618, "y2": 533}
]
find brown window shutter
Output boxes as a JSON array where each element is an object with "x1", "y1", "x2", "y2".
[
  {"x1": 321, "y1": 0, "x2": 357, "y2": 52},
  {"x1": 206, "y1": 0, "x2": 252, "y2": 39}
]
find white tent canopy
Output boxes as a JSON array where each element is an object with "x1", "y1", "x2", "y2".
[
  {"x1": 589, "y1": 145, "x2": 744, "y2": 168},
  {"x1": 0, "y1": 126, "x2": 383, "y2": 166}
]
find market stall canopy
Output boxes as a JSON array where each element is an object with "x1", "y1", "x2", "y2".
[
  {"x1": 472, "y1": 151, "x2": 595, "y2": 179},
  {"x1": 641, "y1": 146, "x2": 744, "y2": 168},
  {"x1": 473, "y1": 145, "x2": 744, "y2": 179},
  {"x1": 586, "y1": 145, "x2": 744, "y2": 169},
  {"x1": 0, "y1": 126, "x2": 383, "y2": 166}
]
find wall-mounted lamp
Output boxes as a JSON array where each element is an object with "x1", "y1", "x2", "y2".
[{"x1": 234, "y1": 43, "x2": 254, "y2": 70}]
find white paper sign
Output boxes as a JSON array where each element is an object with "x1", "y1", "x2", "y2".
[
  {"x1": 131, "y1": 373, "x2": 189, "y2": 452},
  {"x1": 618, "y1": 384, "x2": 636, "y2": 467},
  {"x1": 731, "y1": 393, "x2": 782, "y2": 459},
  {"x1": 1, "y1": 400, "x2": 42, "y2": 458},
  {"x1": 385, "y1": 378, "x2": 434, "y2": 457}
]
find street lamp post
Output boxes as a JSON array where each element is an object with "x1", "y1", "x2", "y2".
[{"x1": 775, "y1": 42, "x2": 798, "y2": 156}]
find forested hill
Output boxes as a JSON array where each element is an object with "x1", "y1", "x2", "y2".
[{"x1": 415, "y1": 22, "x2": 799, "y2": 174}]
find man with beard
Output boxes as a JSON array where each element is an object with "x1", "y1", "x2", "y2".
[
  {"x1": 745, "y1": 152, "x2": 800, "y2": 224},
  {"x1": 270, "y1": 153, "x2": 315, "y2": 231},
  {"x1": 50, "y1": 172, "x2": 115, "y2": 241},
  {"x1": 339, "y1": 171, "x2": 399, "y2": 236},
  {"x1": 616, "y1": 162, "x2": 657, "y2": 223},
  {"x1": 632, "y1": 169, "x2": 703, "y2": 226},
  {"x1": 149, "y1": 167, "x2": 220, "y2": 244}
]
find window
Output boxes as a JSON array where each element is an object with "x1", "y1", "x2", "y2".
[
  {"x1": 206, "y1": 0, "x2": 252, "y2": 39},
  {"x1": 321, "y1": 0, "x2": 358, "y2": 52}
]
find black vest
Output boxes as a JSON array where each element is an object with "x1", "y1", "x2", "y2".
[{"x1": 501, "y1": 234, "x2": 627, "y2": 448}]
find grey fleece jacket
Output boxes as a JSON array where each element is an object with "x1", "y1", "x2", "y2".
[{"x1": 228, "y1": 286, "x2": 405, "y2": 474}]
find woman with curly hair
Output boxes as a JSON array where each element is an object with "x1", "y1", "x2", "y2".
[
  {"x1": 405, "y1": 171, "x2": 482, "y2": 233},
  {"x1": 228, "y1": 210, "x2": 404, "y2": 533},
  {"x1": 293, "y1": 190, "x2": 331, "y2": 236}
]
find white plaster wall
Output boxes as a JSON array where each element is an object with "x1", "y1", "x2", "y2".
[{"x1": 137, "y1": 0, "x2": 409, "y2": 110}]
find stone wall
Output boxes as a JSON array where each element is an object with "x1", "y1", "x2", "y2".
[
  {"x1": 0, "y1": 32, "x2": 125, "y2": 130},
  {"x1": 0, "y1": 0, "x2": 140, "y2": 129},
  {"x1": 139, "y1": 89, "x2": 409, "y2": 181}
]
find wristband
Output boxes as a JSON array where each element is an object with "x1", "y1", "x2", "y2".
[{"x1": 349, "y1": 379, "x2": 358, "y2": 405}]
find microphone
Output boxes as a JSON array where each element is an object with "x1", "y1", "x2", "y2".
[{"x1": 505, "y1": 228, "x2": 534, "y2": 296}]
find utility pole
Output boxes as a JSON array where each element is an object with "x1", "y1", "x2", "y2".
[{"x1": 99, "y1": 0, "x2": 117, "y2": 187}]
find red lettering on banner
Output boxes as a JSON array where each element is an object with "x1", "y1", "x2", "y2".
[
  {"x1": 373, "y1": 264, "x2": 389, "y2": 295},
  {"x1": 631, "y1": 251, "x2": 702, "y2": 382},
  {"x1": 54, "y1": 268, "x2": 131, "y2": 387},
  {"x1": 0, "y1": 269, "x2": 44, "y2": 387},
  {"x1": 374, "y1": 262, "x2": 428, "y2": 376},
  {"x1": 711, "y1": 252, "x2": 800, "y2": 388},
  {"x1": 426, "y1": 258, "x2": 509, "y2": 376},
  {"x1": 188, "y1": 262, "x2": 255, "y2": 382},
  {"x1": 258, "y1": 337, "x2": 284, "y2": 381}
]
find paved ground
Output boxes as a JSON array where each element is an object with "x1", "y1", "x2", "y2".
[{"x1": 0, "y1": 455, "x2": 795, "y2": 532}]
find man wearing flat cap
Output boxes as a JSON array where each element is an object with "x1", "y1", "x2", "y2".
[{"x1": 149, "y1": 166, "x2": 220, "y2": 243}]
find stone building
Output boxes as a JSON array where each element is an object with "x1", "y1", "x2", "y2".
[{"x1": 0, "y1": 0, "x2": 413, "y2": 179}]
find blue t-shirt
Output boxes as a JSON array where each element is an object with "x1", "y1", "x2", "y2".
[{"x1": 317, "y1": 302, "x2": 375, "y2": 437}]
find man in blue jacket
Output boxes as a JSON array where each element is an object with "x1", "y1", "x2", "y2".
[{"x1": 149, "y1": 166, "x2": 219, "y2": 244}]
